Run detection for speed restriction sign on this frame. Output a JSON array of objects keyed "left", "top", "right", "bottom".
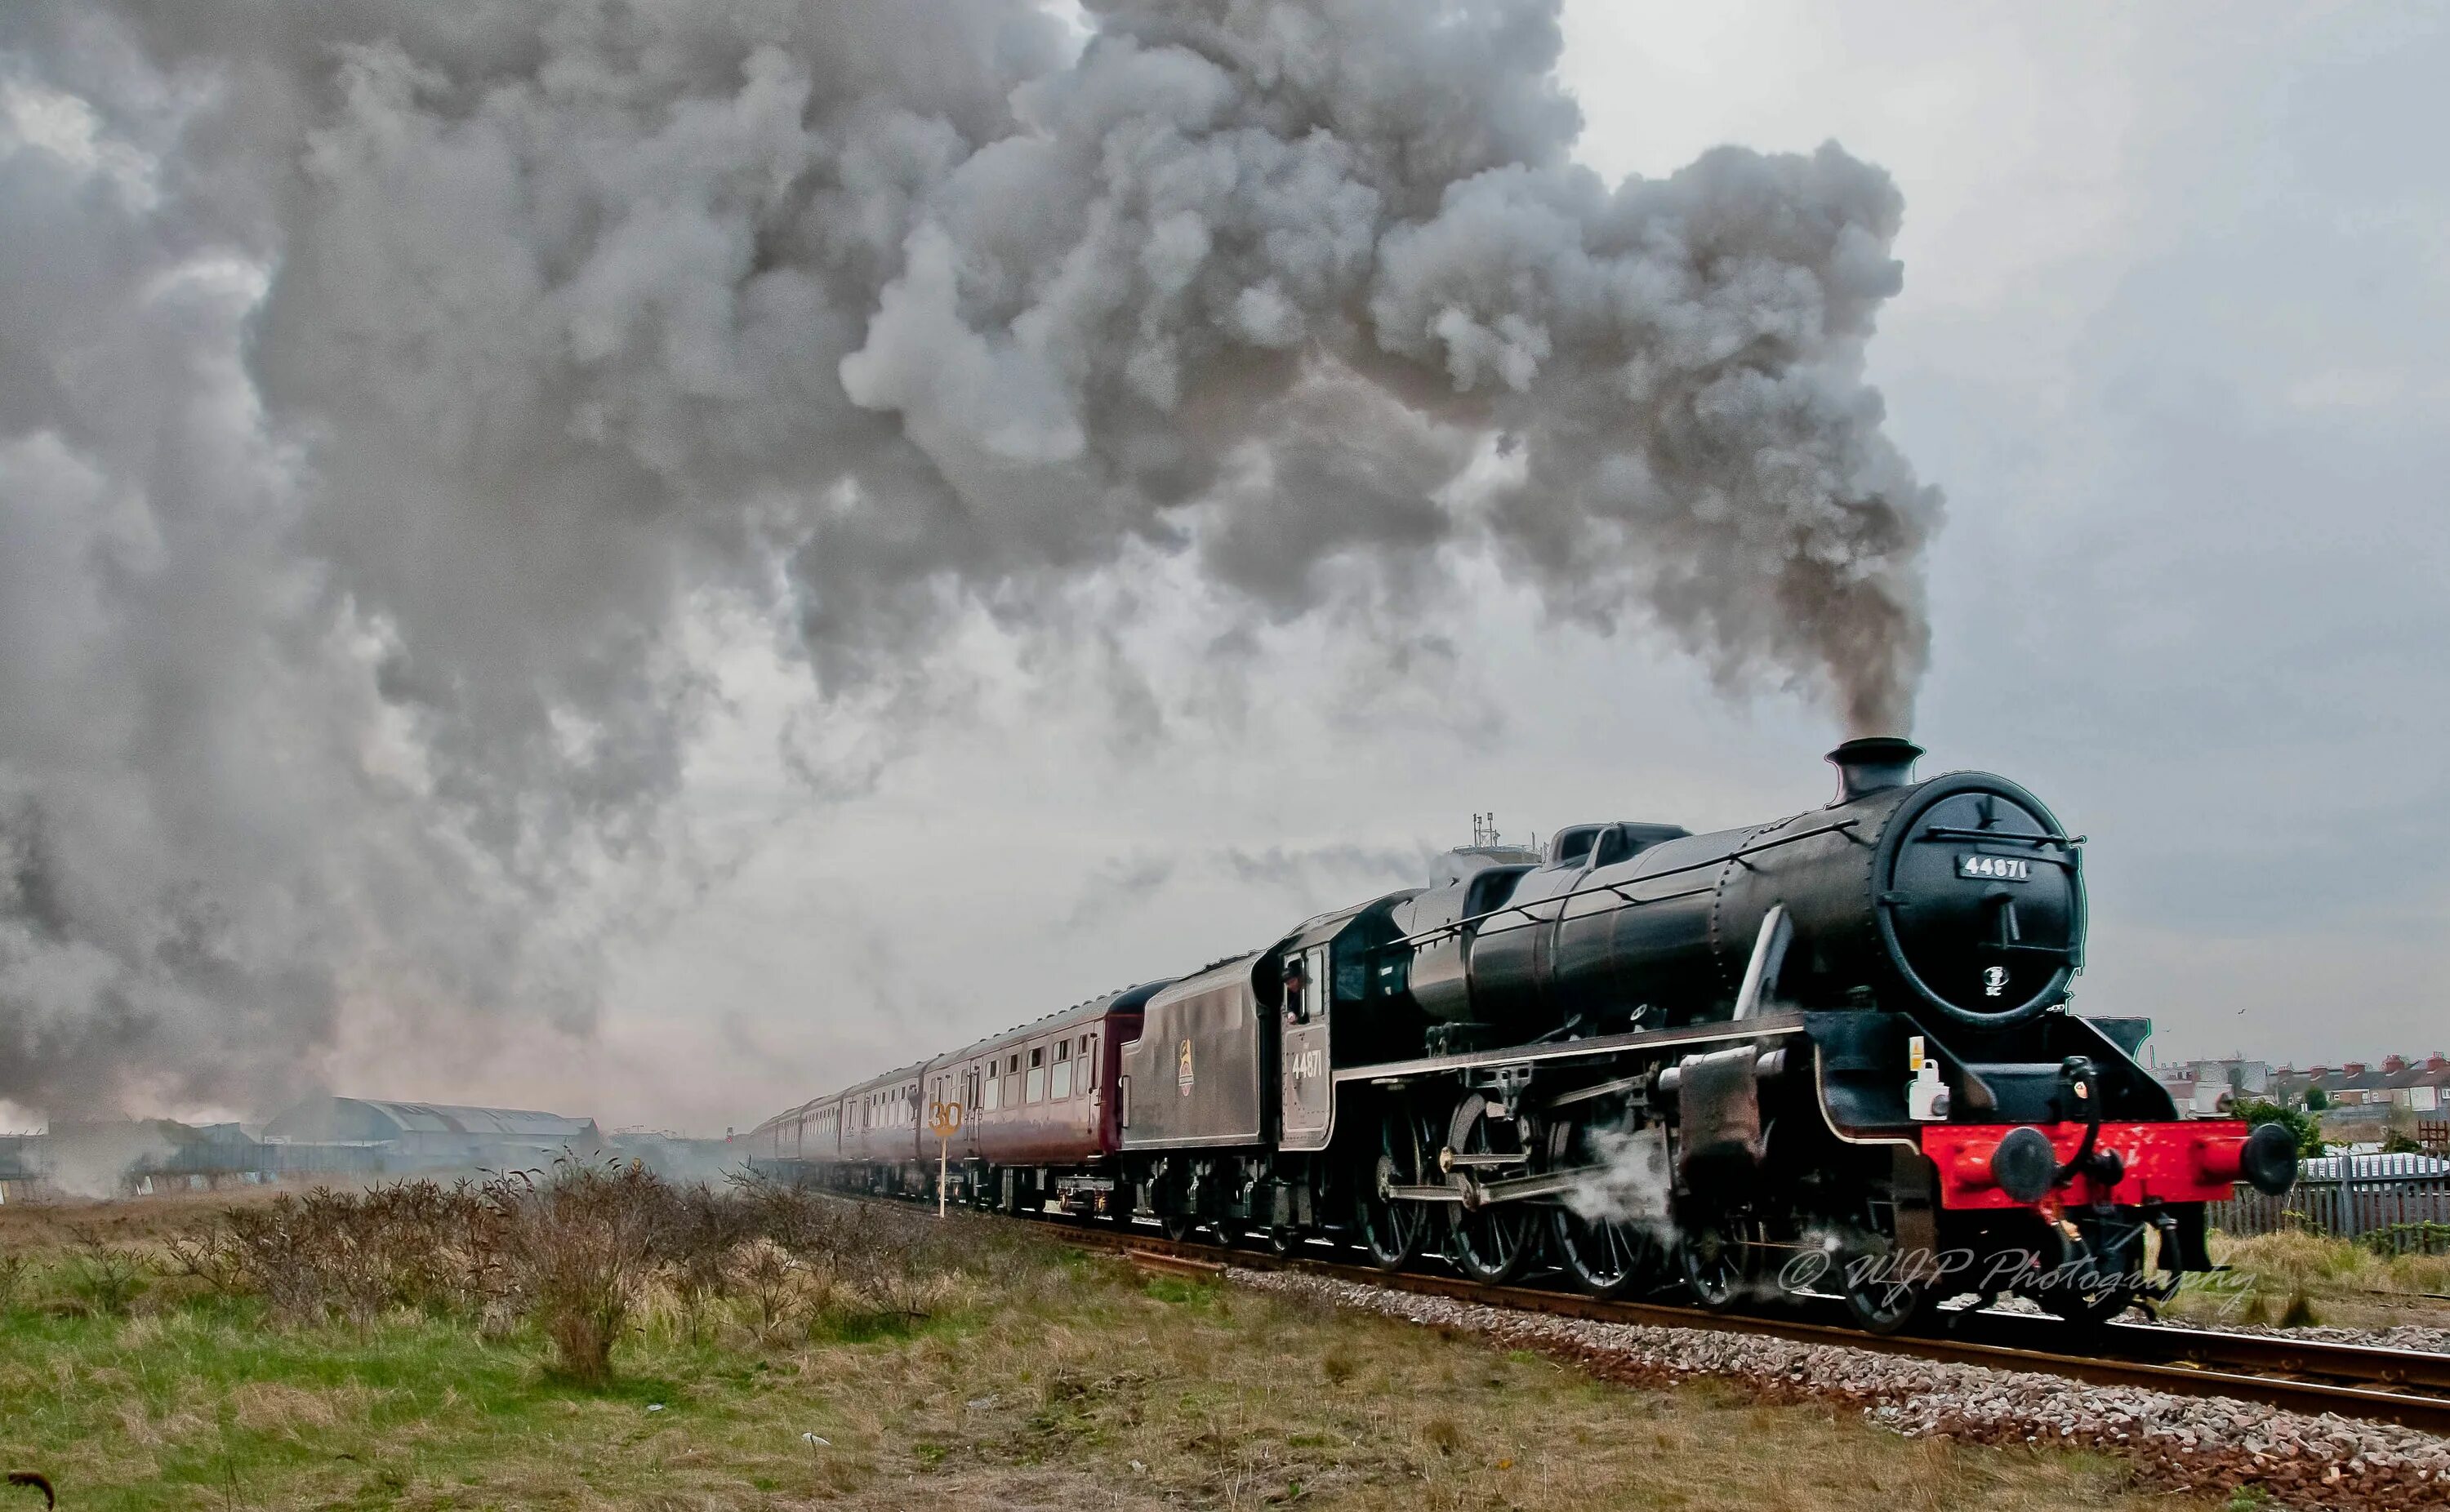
[{"left": 927, "top": 1101, "right": 963, "bottom": 1219}]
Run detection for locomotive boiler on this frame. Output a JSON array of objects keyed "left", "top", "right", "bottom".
[
  {"left": 1389, "top": 737, "right": 2082, "bottom": 1038},
  {"left": 750, "top": 739, "right": 2298, "bottom": 1335}
]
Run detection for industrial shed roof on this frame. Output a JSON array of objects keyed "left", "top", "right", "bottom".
[{"left": 265, "top": 1096, "right": 599, "bottom": 1143}]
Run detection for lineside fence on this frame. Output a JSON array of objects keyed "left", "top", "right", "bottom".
[{"left": 2210, "top": 1153, "right": 2450, "bottom": 1254}]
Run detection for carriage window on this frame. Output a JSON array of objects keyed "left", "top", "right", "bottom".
[
  {"left": 1050, "top": 1056, "right": 1073, "bottom": 1101},
  {"left": 1026, "top": 1046, "right": 1046, "bottom": 1103},
  {"left": 982, "top": 1070, "right": 1001, "bottom": 1110}
]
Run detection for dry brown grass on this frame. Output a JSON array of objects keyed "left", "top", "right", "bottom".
[
  {"left": 0, "top": 1186, "right": 2227, "bottom": 1511},
  {"left": 0, "top": 1176, "right": 331, "bottom": 1253},
  {"left": 2164, "top": 1229, "right": 2450, "bottom": 1330}
]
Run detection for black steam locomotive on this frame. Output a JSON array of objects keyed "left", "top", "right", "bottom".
[{"left": 751, "top": 740, "right": 2296, "bottom": 1332}]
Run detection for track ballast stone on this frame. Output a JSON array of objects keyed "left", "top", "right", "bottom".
[
  {"left": 1229, "top": 1268, "right": 2450, "bottom": 1510},
  {"left": 2155, "top": 1316, "right": 2450, "bottom": 1358}
]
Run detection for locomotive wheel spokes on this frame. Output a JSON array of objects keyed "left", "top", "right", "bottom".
[
  {"left": 1545, "top": 1104, "right": 1659, "bottom": 1297},
  {"left": 1678, "top": 1215, "right": 1756, "bottom": 1310},
  {"left": 1552, "top": 1208, "right": 1652, "bottom": 1297},
  {"left": 1359, "top": 1107, "right": 1430, "bottom": 1271},
  {"left": 1837, "top": 1233, "right": 1935, "bottom": 1336},
  {"left": 1444, "top": 1095, "right": 1538, "bottom": 1285},
  {"left": 2036, "top": 1222, "right": 2145, "bottom": 1327}
]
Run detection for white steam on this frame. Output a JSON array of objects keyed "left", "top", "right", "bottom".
[{"left": 0, "top": 1, "right": 1940, "bottom": 1113}]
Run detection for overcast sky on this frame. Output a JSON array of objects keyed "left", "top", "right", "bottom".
[
  {"left": 7, "top": 3, "right": 2444, "bottom": 1135},
  {"left": 457, "top": 1, "right": 2448, "bottom": 1135}
]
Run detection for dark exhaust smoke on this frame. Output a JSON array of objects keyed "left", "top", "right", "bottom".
[{"left": 0, "top": 0, "right": 1941, "bottom": 1113}]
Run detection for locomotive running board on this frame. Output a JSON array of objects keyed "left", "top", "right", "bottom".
[
  {"left": 1390, "top": 1167, "right": 1596, "bottom": 1208},
  {"left": 1343, "top": 1011, "right": 1807, "bottom": 1087}
]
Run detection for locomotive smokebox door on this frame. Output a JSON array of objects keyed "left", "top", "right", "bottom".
[{"left": 1676, "top": 1046, "right": 1765, "bottom": 1190}]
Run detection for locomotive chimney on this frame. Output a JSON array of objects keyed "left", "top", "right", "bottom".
[{"left": 1826, "top": 736, "right": 1924, "bottom": 806}]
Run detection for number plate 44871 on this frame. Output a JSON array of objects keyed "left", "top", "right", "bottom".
[{"left": 1957, "top": 853, "right": 2031, "bottom": 882}]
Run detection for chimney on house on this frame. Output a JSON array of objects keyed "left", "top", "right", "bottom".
[{"left": 2384, "top": 1054, "right": 2408, "bottom": 1074}]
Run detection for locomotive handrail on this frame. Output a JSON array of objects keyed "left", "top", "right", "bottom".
[
  {"left": 1918, "top": 825, "right": 2085, "bottom": 847},
  {"left": 1383, "top": 818, "right": 1863, "bottom": 954}
]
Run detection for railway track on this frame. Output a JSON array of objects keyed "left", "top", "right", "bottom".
[{"left": 875, "top": 1194, "right": 2450, "bottom": 1434}]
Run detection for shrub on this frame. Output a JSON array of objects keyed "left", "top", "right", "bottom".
[
  {"left": 136, "top": 1160, "right": 996, "bottom": 1382},
  {"left": 65, "top": 1235, "right": 147, "bottom": 1317},
  {"left": 0, "top": 1253, "right": 29, "bottom": 1313},
  {"left": 216, "top": 1179, "right": 504, "bottom": 1324},
  {"left": 485, "top": 1158, "right": 664, "bottom": 1387},
  {"left": 2230, "top": 1099, "right": 2324, "bottom": 1158}
]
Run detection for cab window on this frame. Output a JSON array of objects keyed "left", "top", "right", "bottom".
[{"left": 1550, "top": 826, "right": 1600, "bottom": 867}]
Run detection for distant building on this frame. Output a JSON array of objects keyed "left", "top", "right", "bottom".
[
  {"left": 262, "top": 1097, "right": 603, "bottom": 1170},
  {"left": 2153, "top": 1056, "right": 2272, "bottom": 1116},
  {"left": 2380, "top": 1053, "right": 2450, "bottom": 1114},
  {"left": 2270, "top": 1054, "right": 2449, "bottom": 1115}
]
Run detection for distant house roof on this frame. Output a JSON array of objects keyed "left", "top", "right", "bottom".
[{"left": 265, "top": 1096, "right": 599, "bottom": 1144}]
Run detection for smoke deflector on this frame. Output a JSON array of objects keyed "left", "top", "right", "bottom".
[{"left": 1827, "top": 737, "right": 1924, "bottom": 805}]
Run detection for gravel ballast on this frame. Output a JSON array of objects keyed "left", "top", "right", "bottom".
[
  {"left": 1230, "top": 1267, "right": 2450, "bottom": 1510},
  {"left": 2157, "top": 1317, "right": 2450, "bottom": 1357}
]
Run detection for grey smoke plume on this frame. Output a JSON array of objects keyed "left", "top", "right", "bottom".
[{"left": 0, "top": 0, "right": 1939, "bottom": 1112}]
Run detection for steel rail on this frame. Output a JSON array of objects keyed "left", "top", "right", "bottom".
[{"left": 833, "top": 1190, "right": 2450, "bottom": 1435}]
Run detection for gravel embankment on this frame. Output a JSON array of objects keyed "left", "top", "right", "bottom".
[
  {"left": 1230, "top": 1268, "right": 2450, "bottom": 1510},
  {"left": 1980, "top": 1295, "right": 2450, "bottom": 1357},
  {"left": 2154, "top": 1317, "right": 2450, "bottom": 1357}
]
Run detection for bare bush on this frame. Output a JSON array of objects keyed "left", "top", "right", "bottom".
[
  {"left": 217, "top": 1180, "right": 504, "bottom": 1324},
  {"left": 485, "top": 1158, "right": 662, "bottom": 1385},
  {"left": 150, "top": 1162, "right": 1000, "bottom": 1383},
  {"left": 722, "top": 1238, "right": 808, "bottom": 1341},
  {"left": 65, "top": 1232, "right": 146, "bottom": 1317}
]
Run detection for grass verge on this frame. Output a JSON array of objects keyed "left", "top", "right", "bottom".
[{"left": 0, "top": 1177, "right": 2227, "bottom": 1510}]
